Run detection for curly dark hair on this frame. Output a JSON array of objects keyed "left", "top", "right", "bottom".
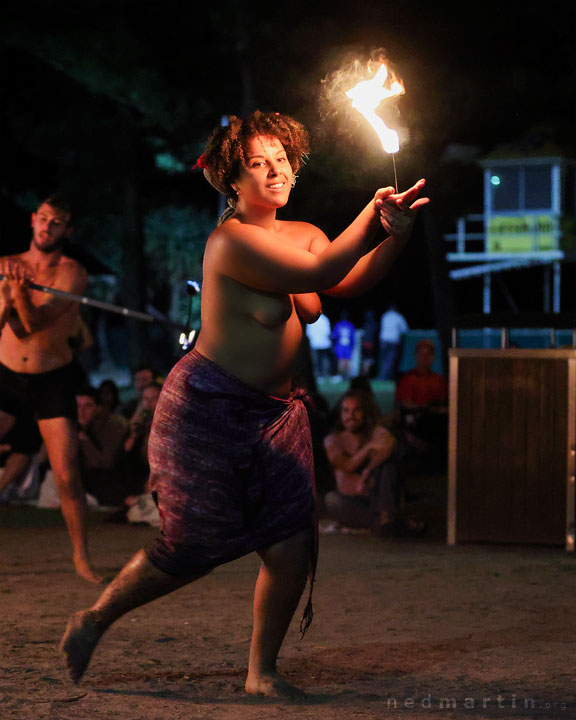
[{"left": 202, "top": 110, "right": 310, "bottom": 218}]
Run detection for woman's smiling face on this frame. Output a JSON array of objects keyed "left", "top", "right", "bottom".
[{"left": 234, "top": 135, "right": 293, "bottom": 209}]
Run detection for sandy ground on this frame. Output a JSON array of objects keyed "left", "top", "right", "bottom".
[{"left": 1, "top": 490, "right": 576, "bottom": 720}]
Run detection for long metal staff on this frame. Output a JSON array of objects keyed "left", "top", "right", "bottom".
[{"left": 0, "top": 273, "right": 189, "bottom": 330}]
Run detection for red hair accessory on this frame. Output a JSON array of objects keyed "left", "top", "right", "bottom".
[{"left": 192, "top": 153, "right": 208, "bottom": 170}]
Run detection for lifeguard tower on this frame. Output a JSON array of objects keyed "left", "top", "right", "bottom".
[
  {"left": 445, "top": 154, "right": 576, "bottom": 313},
  {"left": 444, "top": 153, "right": 576, "bottom": 551}
]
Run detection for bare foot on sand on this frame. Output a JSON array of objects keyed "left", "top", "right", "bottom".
[
  {"left": 59, "top": 610, "right": 104, "bottom": 684},
  {"left": 245, "top": 671, "right": 306, "bottom": 701},
  {"left": 74, "top": 556, "right": 103, "bottom": 584}
]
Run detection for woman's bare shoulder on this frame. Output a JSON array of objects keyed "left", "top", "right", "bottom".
[
  {"left": 207, "top": 217, "right": 240, "bottom": 240},
  {"left": 208, "top": 217, "right": 268, "bottom": 245},
  {"left": 203, "top": 219, "right": 246, "bottom": 256}
]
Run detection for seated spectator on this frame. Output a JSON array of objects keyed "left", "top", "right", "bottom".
[
  {"left": 346, "top": 375, "right": 417, "bottom": 502},
  {"left": 97, "top": 379, "right": 121, "bottom": 415},
  {"left": 121, "top": 364, "right": 157, "bottom": 419},
  {"left": 323, "top": 389, "right": 425, "bottom": 536},
  {"left": 76, "top": 387, "right": 128, "bottom": 505},
  {"left": 395, "top": 339, "right": 448, "bottom": 468},
  {"left": 121, "top": 381, "right": 162, "bottom": 497}
]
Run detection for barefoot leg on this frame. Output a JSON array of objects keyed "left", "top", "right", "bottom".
[
  {"left": 38, "top": 417, "right": 101, "bottom": 584},
  {"left": 245, "top": 530, "right": 310, "bottom": 700},
  {"left": 59, "top": 549, "right": 199, "bottom": 683}
]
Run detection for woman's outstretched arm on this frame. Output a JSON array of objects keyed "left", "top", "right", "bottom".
[
  {"left": 314, "top": 180, "right": 429, "bottom": 298},
  {"left": 205, "top": 188, "right": 400, "bottom": 295}
]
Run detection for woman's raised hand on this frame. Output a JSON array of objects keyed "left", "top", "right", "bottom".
[{"left": 375, "top": 179, "right": 429, "bottom": 239}]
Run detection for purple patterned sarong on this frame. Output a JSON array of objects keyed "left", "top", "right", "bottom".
[{"left": 145, "top": 350, "right": 316, "bottom": 606}]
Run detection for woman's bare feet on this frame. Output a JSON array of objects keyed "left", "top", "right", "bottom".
[
  {"left": 245, "top": 671, "right": 306, "bottom": 701},
  {"left": 58, "top": 610, "right": 104, "bottom": 683}
]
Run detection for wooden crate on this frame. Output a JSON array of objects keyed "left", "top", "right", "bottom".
[{"left": 448, "top": 349, "right": 576, "bottom": 549}]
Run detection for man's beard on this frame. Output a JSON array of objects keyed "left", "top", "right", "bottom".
[{"left": 34, "top": 236, "right": 65, "bottom": 254}]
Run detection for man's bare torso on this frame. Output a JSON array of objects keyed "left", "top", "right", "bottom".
[{"left": 0, "top": 252, "right": 85, "bottom": 374}]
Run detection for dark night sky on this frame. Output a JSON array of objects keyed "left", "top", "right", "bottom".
[{"left": 1, "top": 0, "right": 575, "bottom": 330}]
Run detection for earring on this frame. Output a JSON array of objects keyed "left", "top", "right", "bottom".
[{"left": 291, "top": 175, "right": 298, "bottom": 189}]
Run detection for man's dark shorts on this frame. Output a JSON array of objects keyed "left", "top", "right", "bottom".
[
  {"left": 0, "top": 361, "right": 81, "bottom": 429},
  {"left": 2, "top": 416, "right": 42, "bottom": 455}
]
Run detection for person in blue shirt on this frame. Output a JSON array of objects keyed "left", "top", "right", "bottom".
[{"left": 331, "top": 311, "right": 356, "bottom": 379}]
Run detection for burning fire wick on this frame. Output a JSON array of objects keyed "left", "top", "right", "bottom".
[{"left": 345, "top": 59, "right": 404, "bottom": 193}]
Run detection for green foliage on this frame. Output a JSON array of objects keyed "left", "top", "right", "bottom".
[
  {"left": 144, "top": 205, "right": 214, "bottom": 322},
  {"left": 145, "top": 205, "right": 212, "bottom": 279},
  {"left": 77, "top": 214, "right": 125, "bottom": 276}
]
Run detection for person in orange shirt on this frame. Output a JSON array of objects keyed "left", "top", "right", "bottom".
[
  {"left": 395, "top": 339, "right": 448, "bottom": 467},
  {"left": 396, "top": 339, "right": 447, "bottom": 408}
]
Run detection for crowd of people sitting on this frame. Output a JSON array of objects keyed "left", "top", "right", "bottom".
[
  {"left": 0, "top": 363, "right": 163, "bottom": 525},
  {"left": 0, "top": 334, "right": 448, "bottom": 538}
]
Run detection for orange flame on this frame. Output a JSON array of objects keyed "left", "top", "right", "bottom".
[{"left": 345, "top": 61, "right": 404, "bottom": 154}]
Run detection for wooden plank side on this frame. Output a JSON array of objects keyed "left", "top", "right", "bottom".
[
  {"left": 454, "top": 353, "right": 570, "bottom": 546},
  {"left": 525, "top": 359, "right": 565, "bottom": 544},
  {"left": 522, "top": 358, "right": 542, "bottom": 542},
  {"left": 566, "top": 359, "right": 576, "bottom": 551},
  {"left": 483, "top": 358, "right": 515, "bottom": 541},
  {"left": 549, "top": 359, "right": 568, "bottom": 543},
  {"left": 447, "top": 354, "right": 459, "bottom": 545},
  {"left": 509, "top": 358, "right": 530, "bottom": 542},
  {"left": 456, "top": 357, "right": 486, "bottom": 541}
]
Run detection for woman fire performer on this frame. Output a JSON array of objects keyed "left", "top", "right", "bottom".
[{"left": 60, "top": 110, "right": 428, "bottom": 699}]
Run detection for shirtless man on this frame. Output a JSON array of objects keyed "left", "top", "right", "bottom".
[{"left": 0, "top": 195, "right": 101, "bottom": 583}]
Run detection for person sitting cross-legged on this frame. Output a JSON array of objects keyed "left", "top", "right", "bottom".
[
  {"left": 323, "top": 389, "right": 426, "bottom": 536},
  {"left": 76, "top": 387, "right": 128, "bottom": 506}
]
